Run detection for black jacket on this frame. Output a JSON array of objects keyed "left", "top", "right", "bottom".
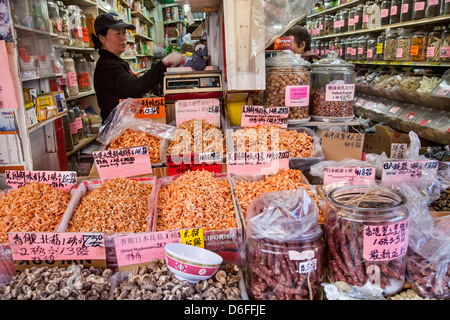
[{"left": 94, "top": 49, "right": 167, "bottom": 121}]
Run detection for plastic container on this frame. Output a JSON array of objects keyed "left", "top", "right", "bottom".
[
  {"left": 426, "top": 25, "right": 445, "bottom": 62},
  {"left": 67, "top": 5, "right": 83, "bottom": 47},
  {"left": 57, "top": 1, "right": 70, "bottom": 45},
  {"left": 400, "top": 0, "right": 413, "bottom": 22},
  {"left": 384, "top": 28, "right": 397, "bottom": 61},
  {"left": 245, "top": 188, "right": 325, "bottom": 300},
  {"left": 375, "top": 32, "right": 386, "bottom": 61},
  {"left": 310, "top": 51, "right": 356, "bottom": 121},
  {"left": 412, "top": 0, "right": 426, "bottom": 20},
  {"left": 264, "top": 51, "right": 311, "bottom": 122},
  {"left": 63, "top": 52, "right": 79, "bottom": 96},
  {"left": 47, "top": 1, "right": 61, "bottom": 36},
  {"left": 395, "top": 29, "right": 412, "bottom": 61},
  {"left": 390, "top": 0, "right": 401, "bottom": 24},
  {"left": 31, "top": 0, "right": 49, "bottom": 32},
  {"left": 325, "top": 184, "right": 410, "bottom": 296},
  {"left": 410, "top": 32, "right": 428, "bottom": 61},
  {"left": 381, "top": 0, "right": 392, "bottom": 25}
]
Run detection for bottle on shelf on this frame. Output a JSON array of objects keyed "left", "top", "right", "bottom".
[
  {"left": 62, "top": 52, "right": 79, "bottom": 97},
  {"left": 72, "top": 103, "right": 84, "bottom": 141},
  {"left": 81, "top": 110, "right": 92, "bottom": 138},
  {"left": 62, "top": 114, "right": 74, "bottom": 151},
  {"left": 68, "top": 102, "right": 79, "bottom": 146}
]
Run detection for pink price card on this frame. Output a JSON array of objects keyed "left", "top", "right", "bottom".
[
  {"left": 240, "top": 105, "right": 289, "bottom": 128},
  {"left": 175, "top": 98, "right": 221, "bottom": 128},
  {"left": 166, "top": 152, "right": 222, "bottom": 176},
  {"left": 114, "top": 230, "right": 181, "bottom": 268},
  {"left": 381, "top": 160, "right": 439, "bottom": 182},
  {"left": 5, "top": 170, "right": 76, "bottom": 192},
  {"left": 93, "top": 145, "right": 152, "bottom": 179},
  {"left": 7, "top": 232, "right": 106, "bottom": 261},
  {"left": 285, "top": 85, "right": 310, "bottom": 107},
  {"left": 363, "top": 219, "right": 409, "bottom": 262},
  {"left": 323, "top": 166, "right": 375, "bottom": 186},
  {"left": 226, "top": 151, "right": 289, "bottom": 175}
]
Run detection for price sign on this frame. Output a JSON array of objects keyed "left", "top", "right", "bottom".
[
  {"left": 323, "top": 166, "right": 375, "bottom": 186},
  {"left": 166, "top": 152, "right": 222, "bottom": 176},
  {"left": 390, "top": 143, "right": 407, "bottom": 159},
  {"left": 325, "top": 84, "right": 355, "bottom": 102},
  {"left": 8, "top": 232, "right": 106, "bottom": 261},
  {"left": 133, "top": 97, "right": 166, "bottom": 120},
  {"left": 5, "top": 170, "right": 77, "bottom": 192},
  {"left": 226, "top": 150, "right": 289, "bottom": 175},
  {"left": 321, "top": 131, "right": 364, "bottom": 161},
  {"left": 240, "top": 105, "right": 288, "bottom": 128},
  {"left": 175, "top": 99, "right": 221, "bottom": 127},
  {"left": 113, "top": 228, "right": 204, "bottom": 271},
  {"left": 93, "top": 145, "right": 152, "bottom": 178},
  {"left": 382, "top": 160, "right": 439, "bottom": 182}
]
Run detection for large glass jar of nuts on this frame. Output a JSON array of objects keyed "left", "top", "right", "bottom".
[
  {"left": 264, "top": 51, "right": 311, "bottom": 124},
  {"left": 310, "top": 51, "right": 356, "bottom": 122}
]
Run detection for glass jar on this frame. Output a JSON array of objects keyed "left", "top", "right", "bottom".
[
  {"left": 357, "top": 35, "right": 368, "bottom": 61},
  {"left": 425, "top": 0, "right": 441, "bottom": 18},
  {"left": 410, "top": 32, "right": 428, "bottom": 61},
  {"left": 390, "top": 0, "right": 401, "bottom": 24},
  {"left": 345, "top": 37, "right": 353, "bottom": 61},
  {"left": 63, "top": 52, "right": 79, "bottom": 96},
  {"left": 363, "top": 1, "right": 374, "bottom": 29},
  {"left": 381, "top": 0, "right": 391, "bottom": 25},
  {"left": 445, "top": 0, "right": 450, "bottom": 14},
  {"left": 317, "top": 16, "right": 325, "bottom": 37},
  {"left": 72, "top": 103, "right": 84, "bottom": 140},
  {"left": 396, "top": 29, "right": 411, "bottom": 61},
  {"left": 348, "top": 7, "right": 356, "bottom": 31},
  {"left": 376, "top": 32, "right": 386, "bottom": 61},
  {"left": 426, "top": 25, "right": 445, "bottom": 62},
  {"left": 310, "top": 51, "right": 356, "bottom": 121},
  {"left": 324, "top": 184, "right": 410, "bottom": 295},
  {"left": 325, "top": 15, "right": 334, "bottom": 35},
  {"left": 81, "top": 13, "right": 89, "bottom": 48},
  {"left": 335, "top": 38, "right": 343, "bottom": 59},
  {"left": 62, "top": 114, "right": 74, "bottom": 151},
  {"left": 384, "top": 29, "right": 397, "bottom": 60},
  {"left": 68, "top": 104, "right": 79, "bottom": 145},
  {"left": 367, "top": 35, "right": 378, "bottom": 61},
  {"left": 333, "top": 11, "right": 341, "bottom": 34},
  {"left": 400, "top": 0, "right": 413, "bottom": 22},
  {"left": 341, "top": 9, "right": 349, "bottom": 33},
  {"left": 351, "top": 37, "right": 359, "bottom": 61},
  {"left": 440, "top": 27, "right": 450, "bottom": 62},
  {"left": 57, "top": 1, "right": 71, "bottom": 45},
  {"left": 81, "top": 110, "right": 91, "bottom": 138},
  {"left": 412, "top": 0, "right": 426, "bottom": 20},
  {"left": 74, "top": 54, "right": 91, "bottom": 92},
  {"left": 47, "top": 1, "right": 61, "bottom": 36},
  {"left": 264, "top": 52, "right": 311, "bottom": 121},
  {"left": 354, "top": 4, "right": 364, "bottom": 30},
  {"left": 314, "top": 18, "right": 320, "bottom": 37}
]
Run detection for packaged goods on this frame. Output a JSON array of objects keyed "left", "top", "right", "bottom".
[
  {"left": 410, "top": 32, "right": 428, "bottom": 61},
  {"left": 440, "top": 27, "right": 450, "bottom": 62},
  {"left": 396, "top": 29, "right": 411, "bottom": 62},
  {"left": 426, "top": 26, "right": 445, "bottom": 62},
  {"left": 384, "top": 28, "right": 397, "bottom": 61}
]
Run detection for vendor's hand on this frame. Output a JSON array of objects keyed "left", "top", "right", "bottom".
[{"left": 162, "top": 52, "right": 184, "bottom": 67}]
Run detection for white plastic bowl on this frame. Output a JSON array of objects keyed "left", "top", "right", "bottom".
[{"left": 165, "top": 243, "right": 223, "bottom": 283}]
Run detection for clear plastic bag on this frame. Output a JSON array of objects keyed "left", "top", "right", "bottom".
[{"left": 245, "top": 188, "right": 325, "bottom": 300}]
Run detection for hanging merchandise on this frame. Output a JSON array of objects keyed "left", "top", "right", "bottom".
[
  {"left": 62, "top": 52, "right": 79, "bottom": 96},
  {"left": 309, "top": 51, "right": 356, "bottom": 121},
  {"left": 324, "top": 183, "right": 410, "bottom": 297},
  {"left": 246, "top": 188, "right": 325, "bottom": 300}
]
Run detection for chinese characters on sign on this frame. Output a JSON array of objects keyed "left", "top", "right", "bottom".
[
  {"left": 226, "top": 150, "right": 290, "bottom": 175},
  {"left": 133, "top": 97, "right": 166, "bottom": 120},
  {"left": 363, "top": 219, "right": 409, "bottom": 262},
  {"left": 325, "top": 84, "right": 355, "bottom": 102},
  {"left": 323, "top": 166, "right": 375, "bottom": 186},
  {"left": 175, "top": 99, "right": 221, "bottom": 128},
  {"left": 381, "top": 160, "right": 439, "bottom": 182},
  {"left": 321, "top": 131, "right": 364, "bottom": 161},
  {"left": 5, "top": 170, "right": 77, "bottom": 192},
  {"left": 166, "top": 152, "right": 222, "bottom": 176},
  {"left": 240, "top": 105, "right": 289, "bottom": 128}
]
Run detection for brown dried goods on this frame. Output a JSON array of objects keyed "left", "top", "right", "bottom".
[{"left": 310, "top": 89, "right": 353, "bottom": 118}]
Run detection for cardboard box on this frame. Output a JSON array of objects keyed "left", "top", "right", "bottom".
[
  {"left": 36, "top": 91, "right": 68, "bottom": 121},
  {"left": 364, "top": 124, "right": 410, "bottom": 157}
]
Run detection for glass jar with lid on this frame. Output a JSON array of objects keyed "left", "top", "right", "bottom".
[
  {"left": 396, "top": 29, "right": 411, "bottom": 61},
  {"left": 63, "top": 52, "right": 79, "bottom": 96},
  {"left": 362, "top": 1, "right": 375, "bottom": 29},
  {"left": 47, "top": 1, "right": 62, "bottom": 36},
  {"left": 354, "top": 4, "right": 364, "bottom": 30},
  {"left": 68, "top": 103, "right": 79, "bottom": 145},
  {"left": 357, "top": 35, "right": 368, "bottom": 61},
  {"left": 72, "top": 103, "right": 84, "bottom": 140},
  {"left": 324, "top": 183, "right": 410, "bottom": 296},
  {"left": 67, "top": 5, "right": 83, "bottom": 47},
  {"left": 348, "top": 7, "right": 356, "bottom": 31},
  {"left": 341, "top": 9, "right": 349, "bottom": 33},
  {"left": 412, "top": 0, "right": 426, "bottom": 20},
  {"left": 57, "top": 1, "right": 71, "bottom": 45},
  {"left": 324, "top": 15, "right": 333, "bottom": 35},
  {"left": 264, "top": 51, "right": 311, "bottom": 122},
  {"left": 317, "top": 16, "right": 325, "bottom": 37},
  {"left": 345, "top": 37, "right": 353, "bottom": 61},
  {"left": 410, "top": 31, "right": 428, "bottom": 62},
  {"left": 351, "top": 37, "right": 359, "bottom": 61},
  {"left": 445, "top": 0, "right": 450, "bottom": 14},
  {"left": 366, "top": 35, "right": 378, "bottom": 61},
  {"left": 310, "top": 51, "right": 356, "bottom": 121},
  {"left": 334, "top": 37, "right": 343, "bottom": 59},
  {"left": 384, "top": 28, "right": 397, "bottom": 61},
  {"left": 390, "top": 0, "right": 401, "bottom": 24},
  {"left": 81, "top": 12, "right": 89, "bottom": 48},
  {"left": 440, "top": 27, "right": 450, "bottom": 62},
  {"left": 400, "top": 0, "right": 413, "bottom": 22},
  {"left": 333, "top": 11, "right": 341, "bottom": 34},
  {"left": 381, "top": 0, "right": 391, "bottom": 25},
  {"left": 375, "top": 32, "right": 386, "bottom": 61},
  {"left": 426, "top": 25, "right": 445, "bottom": 62},
  {"left": 425, "top": 0, "right": 441, "bottom": 18},
  {"left": 74, "top": 54, "right": 91, "bottom": 92},
  {"left": 62, "top": 114, "right": 74, "bottom": 151}
]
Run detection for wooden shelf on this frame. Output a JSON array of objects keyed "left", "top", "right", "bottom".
[
  {"left": 350, "top": 60, "right": 450, "bottom": 68},
  {"left": 66, "top": 134, "right": 98, "bottom": 157},
  {"left": 307, "top": 0, "right": 362, "bottom": 19},
  {"left": 133, "top": 33, "right": 153, "bottom": 41},
  {"left": 28, "top": 112, "right": 68, "bottom": 133},
  {"left": 131, "top": 11, "right": 153, "bottom": 25},
  {"left": 66, "top": 90, "right": 96, "bottom": 101}
]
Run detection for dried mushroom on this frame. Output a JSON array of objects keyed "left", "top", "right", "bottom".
[
  {"left": 0, "top": 264, "right": 113, "bottom": 300},
  {"left": 113, "top": 259, "right": 242, "bottom": 300}
]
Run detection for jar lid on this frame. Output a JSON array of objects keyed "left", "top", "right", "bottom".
[
  {"left": 311, "top": 51, "right": 355, "bottom": 68},
  {"left": 265, "top": 50, "right": 311, "bottom": 68}
]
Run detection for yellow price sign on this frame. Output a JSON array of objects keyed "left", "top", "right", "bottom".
[{"left": 180, "top": 228, "right": 204, "bottom": 248}]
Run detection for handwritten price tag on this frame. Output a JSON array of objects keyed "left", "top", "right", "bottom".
[
  {"left": 5, "top": 170, "right": 77, "bottom": 192},
  {"left": 166, "top": 152, "right": 222, "bottom": 176},
  {"left": 382, "top": 160, "right": 439, "bottom": 182},
  {"left": 175, "top": 99, "right": 221, "bottom": 128},
  {"left": 133, "top": 97, "right": 166, "bottom": 119},
  {"left": 93, "top": 145, "right": 152, "bottom": 179},
  {"left": 7, "top": 232, "right": 106, "bottom": 261},
  {"left": 323, "top": 166, "right": 375, "bottom": 186},
  {"left": 226, "top": 151, "right": 289, "bottom": 175},
  {"left": 240, "top": 105, "right": 288, "bottom": 128}
]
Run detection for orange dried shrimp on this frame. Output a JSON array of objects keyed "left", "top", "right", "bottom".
[
  {"left": 66, "top": 177, "right": 153, "bottom": 234},
  {"left": 107, "top": 128, "right": 161, "bottom": 164},
  {"left": 233, "top": 168, "right": 324, "bottom": 222},
  {"left": 156, "top": 170, "right": 237, "bottom": 232},
  {"left": 232, "top": 124, "right": 313, "bottom": 157},
  {"left": 167, "top": 119, "right": 226, "bottom": 155},
  {"left": 0, "top": 182, "right": 71, "bottom": 243}
]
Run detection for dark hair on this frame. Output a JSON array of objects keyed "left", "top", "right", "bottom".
[
  {"left": 91, "top": 28, "right": 108, "bottom": 50},
  {"left": 283, "top": 25, "right": 311, "bottom": 52}
]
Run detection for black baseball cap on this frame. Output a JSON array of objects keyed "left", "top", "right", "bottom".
[{"left": 94, "top": 12, "right": 136, "bottom": 35}]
